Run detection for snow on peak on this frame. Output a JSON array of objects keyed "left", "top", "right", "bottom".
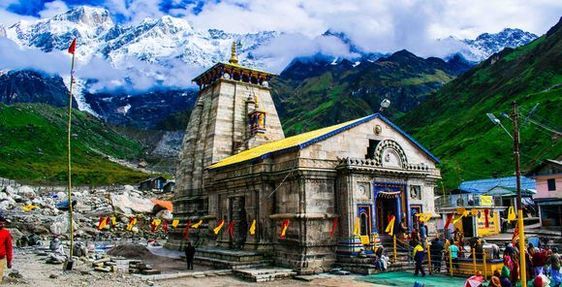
[{"left": 51, "top": 6, "right": 113, "bottom": 28}]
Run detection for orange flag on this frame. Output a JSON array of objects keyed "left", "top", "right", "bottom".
[
  {"left": 213, "top": 219, "right": 225, "bottom": 235},
  {"left": 97, "top": 216, "right": 107, "bottom": 230},
  {"left": 280, "top": 219, "right": 290, "bottom": 239}
]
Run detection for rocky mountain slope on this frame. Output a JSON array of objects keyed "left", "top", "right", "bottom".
[
  {"left": 271, "top": 50, "right": 472, "bottom": 135},
  {"left": 0, "top": 103, "right": 148, "bottom": 184},
  {"left": 398, "top": 18, "right": 562, "bottom": 189},
  {"left": 0, "top": 70, "right": 72, "bottom": 107}
]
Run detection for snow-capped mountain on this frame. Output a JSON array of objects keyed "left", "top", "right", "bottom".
[
  {"left": 444, "top": 28, "right": 538, "bottom": 62},
  {"left": 5, "top": 6, "right": 278, "bottom": 70},
  {"left": 3, "top": 6, "right": 538, "bottom": 89}
]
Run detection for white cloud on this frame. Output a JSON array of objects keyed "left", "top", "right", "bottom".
[
  {"left": 38, "top": 1, "right": 69, "bottom": 18},
  {"left": 253, "top": 33, "right": 358, "bottom": 72},
  {"left": 183, "top": 0, "right": 562, "bottom": 56},
  {"left": 0, "top": 38, "right": 69, "bottom": 74}
]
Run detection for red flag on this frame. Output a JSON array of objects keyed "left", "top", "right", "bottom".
[
  {"left": 68, "top": 38, "right": 77, "bottom": 54},
  {"left": 105, "top": 216, "right": 112, "bottom": 229},
  {"left": 329, "top": 217, "right": 338, "bottom": 237},
  {"left": 183, "top": 220, "right": 191, "bottom": 240},
  {"left": 512, "top": 224, "right": 519, "bottom": 245},
  {"left": 162, "top": 220, "right": 168, "bottom": 233},
  {"left": 444, "top": 213, "right": 453, "bottom": 229},
  {"left": 484, "top": 209, "right": 490, "bottom": 228},
  {"left": 150, "top": 219, "right": 157, "bottom": 233},
  {"left": 228, "top": 220, "right": 235, "bottom": 238}
]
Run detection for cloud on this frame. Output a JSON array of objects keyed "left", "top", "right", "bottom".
[
  {"left": 0, "top": 37, "right": 198, "bottom": 92},
  {"left": 0, "top": 37, "right": 69, "bottom": 74},
  {"left": 183, "top": 0, "right": 562, "bottom": 56},
  {"left": 1, "top": 0, "right": 561, "bottom": 91},
  {"left": 38, "top": 1, "right": 69, "bottom": 18},
  {"left": 253, "top": 33, "right": 358, "bottom": 72}
]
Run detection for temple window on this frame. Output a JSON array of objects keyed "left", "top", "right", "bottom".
[
  {"left": 360, "top": 212, "right": 369, "bottom": 235},
  {"left": 366, "top": 139, "right": 380, "bottom": 159},
  {"left": 248, "top": 110, "right": 266, "bottom": 134}
]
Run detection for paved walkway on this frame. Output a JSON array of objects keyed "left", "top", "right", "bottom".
[{"left": 360, "top": 271, "right": 468, "bottom": 287}]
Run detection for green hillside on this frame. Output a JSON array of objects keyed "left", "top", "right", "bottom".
[
  {"left": 272, "top": 51, "right": 470, "bottom": 136},
  {"left": 0, "top": 103, "right": 148, "bottom": 185},
  {"left": 398, "top": 18, "right": 562, "bottom": 189}
]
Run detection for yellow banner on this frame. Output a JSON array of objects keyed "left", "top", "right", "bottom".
[
  {"left": 171, "top": 219, "right": 179, "bottom": 228},
  {"left": 480, "top": 195, "right": 493, "bottom": 206},
  {"left": 385, "top": 216, "right": 396, "bottom": 236},
  {"left": 249, "top": 219, "right": 256, "bottom": 236},
  {"left": 507, "top": 206, "right": 516, "bottom": 222},
  {"left": 353, "top": 217, "right": 360, "bottom": 236},
  {"left": 360, "top": 235, "right": 370, "bottom": 245},
  {"left": 213, "top": 220, "right": 225, "bottom": 235},
  {"left": 191, "top": 220, "right": 203, "bottom": 229}
]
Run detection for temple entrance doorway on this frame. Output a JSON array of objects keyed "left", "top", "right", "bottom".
[
  {"left": 228, "top": 196, "right": 247, "bottom": 249},
  {"left": 376, "top": 195, "right": 399, "bottom": 234}
]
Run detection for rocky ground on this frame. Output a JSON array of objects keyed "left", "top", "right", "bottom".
[
  {"left": 3, "top": 248, "right": 379, "bottom": 287},
  {"left": 0, "top": 184, "right": 172, "bottom": 245}
]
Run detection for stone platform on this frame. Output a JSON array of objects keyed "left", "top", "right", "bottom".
[
  {"left": 194, "top": 247, "right": 272, "bottom": 270},
  {"left": 233, "top": 268, "right": 297, "bottom": 282}
]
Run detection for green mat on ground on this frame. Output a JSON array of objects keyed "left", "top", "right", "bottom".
[{"left": 360, "top": 272, "right": 468, "bottom": 287}]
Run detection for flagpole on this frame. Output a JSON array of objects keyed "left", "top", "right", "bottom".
[{"left": 67, "top": 40, "right": 76, "bottom": 261}]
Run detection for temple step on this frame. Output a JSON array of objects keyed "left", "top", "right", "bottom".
[
  {"left": 233, "top": 268, "right": 297, "bottom": 282},
  {"left": 194, "top": 247, "right": 271, "bottom": 270}
]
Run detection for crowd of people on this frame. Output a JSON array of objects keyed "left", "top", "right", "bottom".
[{"left": 396, "top": 223, "right": 562, "bottom": 287}]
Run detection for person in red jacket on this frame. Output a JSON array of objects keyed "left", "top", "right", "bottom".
[{"left": 0, "top": 214, "right": 13, "bottom": 281}]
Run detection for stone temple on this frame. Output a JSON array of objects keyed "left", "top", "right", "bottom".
[{"left": 168, "top": 43, "right": 441, "bottom": 274}]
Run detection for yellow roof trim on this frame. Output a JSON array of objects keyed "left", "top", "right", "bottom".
[{"left": 209, "top": 115, "right": 374, "bottom": 169}]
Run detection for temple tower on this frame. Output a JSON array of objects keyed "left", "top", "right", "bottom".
[{"left": 168, "top": 42, "right": 284, "bottom": 249}]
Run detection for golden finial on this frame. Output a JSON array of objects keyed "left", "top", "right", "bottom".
[{"left": 229, "top": 41, "right": 239, "bottom": 65}]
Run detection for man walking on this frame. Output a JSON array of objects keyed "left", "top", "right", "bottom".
[
  {"left": 185, "top": 241, "right": 196, "bottom": 270},
  {"left": 0, "top": 215, "right": 13, "bottom": 281},
  {"left": 413, "top": 240, "right": 426, "bottom": 277}
]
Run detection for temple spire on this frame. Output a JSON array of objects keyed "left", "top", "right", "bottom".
[{"left": 229, "top": 41, "right": 239, "bottom": 65}]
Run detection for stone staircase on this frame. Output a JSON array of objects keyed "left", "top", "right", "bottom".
[
  {"left": 194, "top": 247, "right": 272, "bottom": 270},
  {"left": 333, "top": 256, "right": 379, "bottom": 275}
]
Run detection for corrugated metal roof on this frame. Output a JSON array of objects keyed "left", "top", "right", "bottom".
[
  {"left": 209, "top": 113, "right": 440, "bottom": 169},
  {"left": 458, "top": 176, "right": 536, "bottom": 194}
]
